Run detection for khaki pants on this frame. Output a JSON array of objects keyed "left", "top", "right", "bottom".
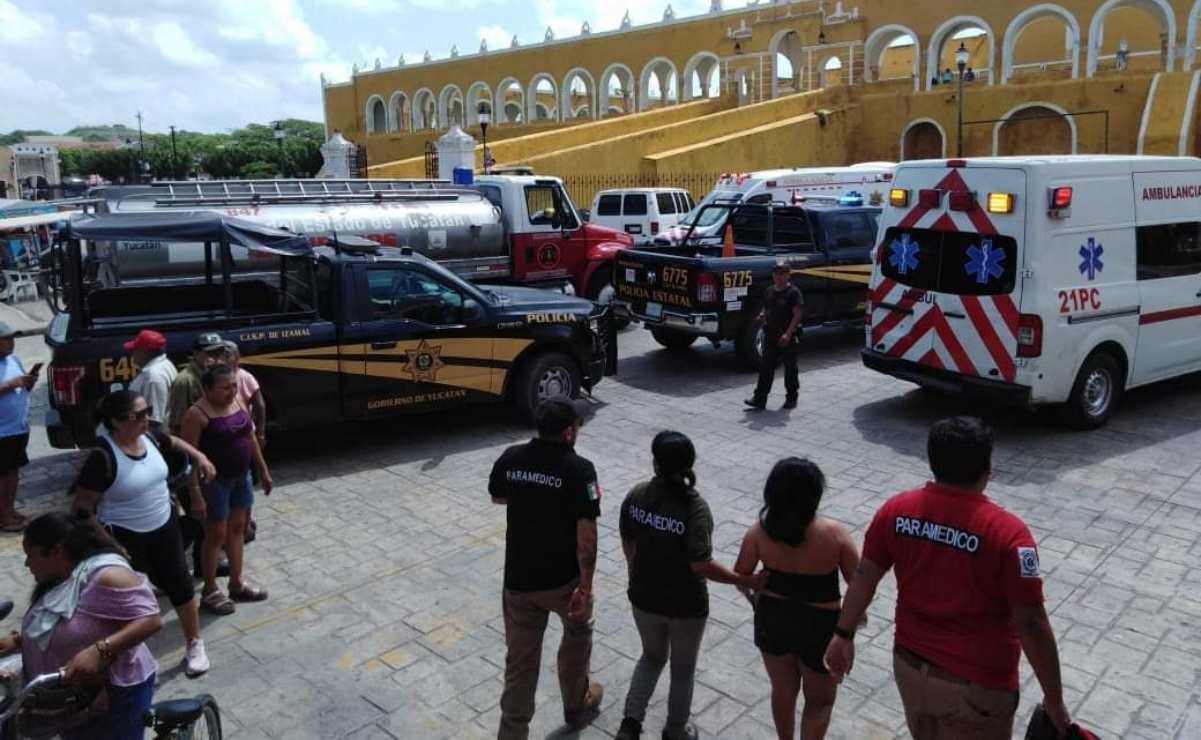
[
  {"left": 893, "top": 647, "right": 1018, "bottom": 740},
  {"left": 498, "top": 579, "right": 593, "bottom": 740}
]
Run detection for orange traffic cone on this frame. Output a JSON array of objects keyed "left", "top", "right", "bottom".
[{"left": 722, "top": 222, "right": 735, "bottom": 258}]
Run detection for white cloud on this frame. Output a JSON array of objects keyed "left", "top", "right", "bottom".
[
  {"left": 477, "top": 24, "right": 512, "bottom": 51},
  {"left": 152, "top": 21, "right": 220, "bottom": 68},
  {"left": 0, "top": 0, "right": 44, "bottom": 42}
]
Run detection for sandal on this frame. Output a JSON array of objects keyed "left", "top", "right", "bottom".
[
  {"left": 201, "top": 589, "right": 236, "bottom": 615},
  {"left": 228, "top": 584, "right": 268, "bottom": 603}
]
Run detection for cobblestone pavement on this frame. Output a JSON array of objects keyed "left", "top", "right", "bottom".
[{"left": 3, "top": 326, "right": 1201, "bottom": 739}]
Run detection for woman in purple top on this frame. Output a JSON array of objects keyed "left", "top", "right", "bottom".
[
  {"left": 181, "top": 364, "right": 273, "bottom": 616},
  {"left": 0, "top": 512, "right": 161, "bottom": 740}
]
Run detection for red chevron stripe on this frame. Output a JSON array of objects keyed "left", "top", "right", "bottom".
[
  {"left": 870, "top": 277, "right": 897, "bottom": 306},
  {"left": 871, "top": 291, "right": 928, "bottom": 346},
  {"left": 992, "top": 293, "right": 1019, "bottom": 338},
  {"left": 933, "top": 311, "right": 978, "bottom": 376},
  {"left": 889, "top": 305, "right": 942, "bottom": 358},
  {"left": 918, "top": 349, "right": 944, "bottom": 370},
  {"left": 962, "top": 296, "right": 1015, "bottom": 382}
]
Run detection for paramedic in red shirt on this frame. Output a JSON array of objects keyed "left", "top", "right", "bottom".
[{"left": 823, "top": 417, "right": 1071, "bottom": 739}]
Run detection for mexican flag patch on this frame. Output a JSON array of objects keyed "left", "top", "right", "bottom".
[{"left": 587, "top": 482, "right": 601, "bottom": 502}]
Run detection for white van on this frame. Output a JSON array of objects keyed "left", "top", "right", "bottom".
[
  {"left": 658, "top": 162, "right": 896, "bottom": 245},
  {"left": 589, "top": 188, "right": 695, "bottom": 243},
  {"left": 864, "top": 155, "right": 1201, "bottom": 428}
]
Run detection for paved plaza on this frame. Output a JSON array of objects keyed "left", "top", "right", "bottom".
[{"left": 2, "top": 325, "right": 1201, "bottom": 739}]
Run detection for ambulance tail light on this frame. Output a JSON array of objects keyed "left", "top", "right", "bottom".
[
  {"left": 50, "top": 364, "right": 86, "bottom": 407},
  {"left": 948, "top": 191, "right": 976, "bottom": 211},
  {"left": 696, "top": 273, "right": 719, "bottom": 304},
  {"left": 987, "top": 192, "right": 1015, "bottom": 214},
  {"left": 889, "top": 188, "right": 910, "bottom": 207},
  {"left": 1048, "top": 186, "right": 1073, "bottom": 219},
  {"left": 918, "top": 189, "right": 941, "bottom": 208},
  {"left": 1017, "top": 314, "right": 1043, "bottom": 358}
]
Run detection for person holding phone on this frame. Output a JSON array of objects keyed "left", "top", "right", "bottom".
[{"left": 0, "top": 321, "right": 38, "bottom": 532}]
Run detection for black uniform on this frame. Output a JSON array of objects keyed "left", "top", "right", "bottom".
[
  {"left": 752, "top": 283, "right": 803, "bottom": 403},
  {"left": 489, "top": 437, "right": 601, "bottom": 592},
  {"left": 619, "top": 479, "right": 714, "bottom": 618}
]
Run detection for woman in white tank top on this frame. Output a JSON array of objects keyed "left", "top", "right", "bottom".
[{"left": 72, "top": 390, "right": 217, "bottom": 679}]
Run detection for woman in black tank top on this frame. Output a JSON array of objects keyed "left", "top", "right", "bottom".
[{"left": 734, "top": 457, "right": 860, "bottom": 740}]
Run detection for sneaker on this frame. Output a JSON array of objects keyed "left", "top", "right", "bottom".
[
  {"left": 662, "top": 725, "right": 698, "bottom": 740},
  {"left": 184, "top": 638, "right": 210, "bottom": 678},
  {"left": 616, "top": 717, "right": 642, "bottom": 739},
  {"left": 564, "top": 681, "right": 604, "bottom": 728},
  {"left": 743, "top": 397, "right": 766, "bottom": 410},
  {"left": 782, "top": 397, "right": 797, "bottom": 409}
]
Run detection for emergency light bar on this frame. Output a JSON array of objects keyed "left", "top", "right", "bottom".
[
  {"left": 948, "top": 191, "right": 975, "bottom": 211},
  {"left": 987, "top": 192, "right": 1015, "bottom": 214},
  {"left": 889, "top": 188, "right": 909, "bottom": 207},
  {"left": 918, "top": 189, "right": 941, "bottom": 208}
]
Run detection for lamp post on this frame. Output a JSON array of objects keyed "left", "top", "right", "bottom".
[
  {"left": 169, "top": 125, "right": 179, "bottom": 180},
  {"left": 955, "top": 42, "right": 970, "bottom": 157},
  {"left": 477, "top": 103, "right": 492, "bottom": 174},
  {"left": 273, "top": 121, "right": 286, "bottom": 178}
]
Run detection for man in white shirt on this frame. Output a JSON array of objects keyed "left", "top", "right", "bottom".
[{"left": 126, "top": 330, "right": 177, "bottom": 429}]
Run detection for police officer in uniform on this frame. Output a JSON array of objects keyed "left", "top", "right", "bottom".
[
  {"left": 823, "top": 417, "right": 1072, "bottom": 739},
  {"left": 745, "top": 262, "right": 803, "bottom": 410},
  {"left": 489, "top": 398, "right": 604, "bottom": 739}
]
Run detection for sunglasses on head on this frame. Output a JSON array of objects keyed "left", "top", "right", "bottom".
[{"left": 124, "top": 407, "right": 152, "bottom": 422}]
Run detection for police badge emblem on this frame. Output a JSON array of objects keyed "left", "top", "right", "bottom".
[{"left": 405, "top": 339, "right": 445, "bottom": 382}]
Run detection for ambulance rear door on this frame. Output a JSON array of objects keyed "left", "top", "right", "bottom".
[
  {"left": 869, "top": 163, "right": 1026, "bottom": 385},
  {"left": 1131, "top": 169, "right": 1201, "bottom": 382}
]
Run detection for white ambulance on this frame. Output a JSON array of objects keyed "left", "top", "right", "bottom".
[
  {"left": 864, "top": 155, "right": 1201, "bottom": 428},
  {"left": 657, "top": 162, "right": 896, "bottom": 245}
]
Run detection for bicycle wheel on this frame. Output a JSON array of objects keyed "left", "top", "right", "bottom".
[{"left": 182, "top": 694, "right": 222, "bottom": 740}]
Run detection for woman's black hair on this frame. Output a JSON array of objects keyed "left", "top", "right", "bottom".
[
  {"left": 94, "top": 389, "right": 143, "bottom": 431},
  {"left": 759, "top": 457, "right": 825, "bottom": 546},
  {"left": 201, "top": 363, "right": 236, "bottom": 389},
  {"left": 651, "top": 430, "right": 696, "bottom": 492},
  {"left": 24, "top": 512, "right": 127, "bottom": 603}
]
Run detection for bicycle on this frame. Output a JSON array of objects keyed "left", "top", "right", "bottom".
[{"left": 0, "top": 599, "right": 222, "bottom": 739}]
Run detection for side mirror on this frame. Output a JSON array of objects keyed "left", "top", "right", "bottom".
[
  {"left": 462, "top": 298, "right": 485, "bottom": 323},
  {"left": 579, "top": 209, "right": 591, "bottom": 223}
]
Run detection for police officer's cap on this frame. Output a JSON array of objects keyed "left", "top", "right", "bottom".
[{"left": 535, "top": 397, "right": 591, "bottom": 435}]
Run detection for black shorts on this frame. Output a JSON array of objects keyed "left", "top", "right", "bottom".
[
  {"left": 753, "top": 595, "right": 839, "bottom": 673},
  {"left": 107, "top": 508, "right": 195, "bottom": 608},
  {"left": 0, "top": 432, "right": 29, "bottom": 474}
]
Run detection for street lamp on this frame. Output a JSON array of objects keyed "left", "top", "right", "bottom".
[
  {"left": 169, "top": 125, "right": 179, "bottom": 180},
  {"left": 955, "top": 42, "right": 970, "bottom": 157},
  {"left": 477, "top": 103, "right": 492, "bottom": 174},
  {"left": 273, "top": 121, "right": 286, "bottom": 178}
]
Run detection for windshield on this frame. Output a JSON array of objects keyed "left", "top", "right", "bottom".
[{"left": 682, "top": 191, "right": 742, "bottom": 228}]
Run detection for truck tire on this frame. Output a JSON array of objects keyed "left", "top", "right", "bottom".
[
  {"left": 735, "top": 314, "right": 766, "bottom": 370},
  {"left": 587, "top": 266, "right": 630, "bottom": 329},
  {"left": 513, "top": 352, "right": 582, "bottom": 424},
  {"left": 1059, "top": 350, "right": 1124, "bottom": 430},
  {"left": 650, "top": 328, "right": 697, "bottom": 351}
]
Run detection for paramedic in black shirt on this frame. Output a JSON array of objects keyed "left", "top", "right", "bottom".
[
  {"left": 746, "top": 262, "right": 803, "bottom": 410},
  {"left": 489, "top": 398, "right": 603, "bottom": 739},
  {"left": 616, "top": 431, "right": 765, "bottom": 740}
]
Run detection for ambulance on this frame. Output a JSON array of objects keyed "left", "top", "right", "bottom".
[
  {"left": 656, "top": 162, "right": 895, "bottom": 245},
  {"left": 863, "top": 155, "right": 1201, "bottom": 429}
]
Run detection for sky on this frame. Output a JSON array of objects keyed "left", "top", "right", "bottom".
[{"left": 0, "top": 0, "right": 733, "bottom": 135}]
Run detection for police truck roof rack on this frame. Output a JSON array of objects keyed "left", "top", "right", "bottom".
[
  {"left": 328, "top": 234, "right": 384, "bottom": 255},
  {"left": 119, "top": 178, "right": 475, "bottom": 207}
]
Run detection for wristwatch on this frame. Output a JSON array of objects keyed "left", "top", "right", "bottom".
[{"left": 832, "top": 625, "right": 854, "bottom": 640}]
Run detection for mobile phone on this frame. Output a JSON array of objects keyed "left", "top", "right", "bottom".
[{"left": 29, "top": 363, "right": 43, "bottom": 376}]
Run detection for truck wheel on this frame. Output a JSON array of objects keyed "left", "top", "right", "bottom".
[
  {"left": 1060, "top": 351, "right": 1124, "bottom": 430},
  {"left": 650, "top": 328, "right": 697, "bottom": 351},
  {"left": 587, "top": 267, "right": 630, "bottom": 329},
  {"left": 735, "top": 315, "right": 766, "bottom": 370},
  {"left": 513, "top": 352, "right": 582, "bottom": 424}
]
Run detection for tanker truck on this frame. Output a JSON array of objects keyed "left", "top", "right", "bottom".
[{"left": 98, "top": 177, "right": 634, "bottom": 312}]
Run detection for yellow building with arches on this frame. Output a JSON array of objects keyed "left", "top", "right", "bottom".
[{"left": 322, "top": 0, "right": 1201, "bottom": 199}]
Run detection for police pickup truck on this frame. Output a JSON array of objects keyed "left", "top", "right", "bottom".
[
  {"left": 613, "top": 198, "right": 879, "bottom": 367},
  {"left": 42, "top": 212, "right": 616, "bottom": 449}
]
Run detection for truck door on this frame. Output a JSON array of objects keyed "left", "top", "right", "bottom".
[
  {"left": 1132, "top": 220, "right": 1201, "bottom": 382},
  {"left": 350, "top": 266, "right": 497, "bottom": 417},
  {"left": 820, "top": 210, "right": 877, "bottom": 318},
  {"left": 733, "top": 206, "right": 829, "bottom": 323},
  {"left": 510, "top": 182, "right": 581, "bottom": 285}
]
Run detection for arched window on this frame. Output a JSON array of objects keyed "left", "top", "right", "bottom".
[
  {"left": 994, "top": 104, "right": 1076, "bottom": 154},
  {"left": 1002, "top": 6, "right": 1082, "bottom": 82}
]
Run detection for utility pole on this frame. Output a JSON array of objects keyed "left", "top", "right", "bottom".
[
  {"left": 169, "top": 125, "right": 179, "bottom": 180},
  {"left": 136, "top": 111, "right": 147, "bottom": 182}
]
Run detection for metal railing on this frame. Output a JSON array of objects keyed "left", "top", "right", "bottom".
[{"left": 561, "top": 172, "right": 723, "bottom": 210}]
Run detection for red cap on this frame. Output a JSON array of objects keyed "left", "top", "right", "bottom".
[{"left": 123, "top": 330, "right": 167, "bottom": 352}]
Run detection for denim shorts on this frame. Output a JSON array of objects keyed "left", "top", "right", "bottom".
[{"left": 203, "top": 472, "right": 254, "bottom": 521}]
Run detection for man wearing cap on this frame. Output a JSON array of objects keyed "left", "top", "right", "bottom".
[
  {"left": 489, "top": 398, "right": 604, "bottom": 739},
  {"left": 0, "top": 322, "right": 37, "bottom": 531},
  {"left": 126, "top": 329, "right": 176, "bottom": 429},
  {"left": 167, "top": 333, "right": 226, "bottom": 434},
  {"left": 745, "top": 263, "right": 803, "bottom": 410},
  {"left": 824, "top": 417, "right": 1071, "bottom": 739}
]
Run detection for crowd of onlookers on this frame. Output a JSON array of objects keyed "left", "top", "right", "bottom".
[{"left": 0, "top": 326, "right": 271, "bottom": 739}]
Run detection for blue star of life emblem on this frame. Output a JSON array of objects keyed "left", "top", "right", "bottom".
[
  {"left": 1078, "top": 237, "right": 1103, "bottom": 281},
  {"left": 888, "top": 233, "right": 920, "bottom": 275},
  {"left": 965, "top": 239, "right": 1006, "bottom": 285}
]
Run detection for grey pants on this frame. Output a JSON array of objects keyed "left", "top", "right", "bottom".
[{"left": 622, "top": 604, "right": 707, "bottom": 737}]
